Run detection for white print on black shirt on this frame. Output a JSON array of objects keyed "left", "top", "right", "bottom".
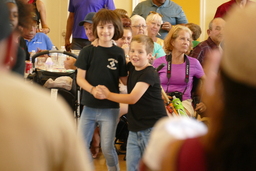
[{"left": 107, "top": 58, "right": 118, "bottom": 70}]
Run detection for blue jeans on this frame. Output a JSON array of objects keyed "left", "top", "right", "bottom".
[
  {"left": 126, "top": 128, "right": 153, "bottom": 171},
  {"left": 78, "top": 106, "right": 120, "bottom": 171}
]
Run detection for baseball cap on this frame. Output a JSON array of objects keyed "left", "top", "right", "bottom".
[
  {"left": 0, "top": 1, "right": 12, "bottom": 41},
  {"left": 221, "top": 4, "right": 256, "bottom": 87},
  {"left": 79, "top": 12, "right": 96, "bottom": 26}
]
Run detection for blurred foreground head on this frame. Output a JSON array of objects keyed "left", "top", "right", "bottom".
[
  {"left": 206, "top": 4, "right": 256, "bottom": 171},
  {"left": 140, "top": 4, "right": 256, "bottom": 171},
  {"left": 221, "top": 4, "right": 256, "bottom": 87}
]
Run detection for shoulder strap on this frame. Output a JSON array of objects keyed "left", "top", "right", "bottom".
[
  {"left": 166, "top": 54, "right": 190, "bottom": 83},
  {"left": 166, "top": 54, "right": 172, "bottom": 80},
  {"left": 166, "top": 54, "right": 190, "bottom": 94}
]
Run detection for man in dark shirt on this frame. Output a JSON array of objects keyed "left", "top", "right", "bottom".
[{"left": 189, "top": 18, "right": 225, "bottom": 66}]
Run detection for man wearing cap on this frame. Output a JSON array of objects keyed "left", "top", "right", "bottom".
[
  {"left": 64, "top": 12, "right": 96, "bottom": 70},
  {"left": 0, "top": 1, "right": 93, "bottom": 171},
  {"left": 65, "top": 0, "right": 115, "bottom": 52}
]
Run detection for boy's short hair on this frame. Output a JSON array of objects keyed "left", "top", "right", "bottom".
[
  {"left": 131, "top": 35, "right": 154, "bottom": 54},
  {"left": 93, "top": 9, "right": 123, "bottom": 40},
  {"left": 185, "top": 23, "right": 202, "bottom": 40}
]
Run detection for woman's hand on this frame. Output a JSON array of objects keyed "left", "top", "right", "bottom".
[
  {"left": 161, "top": 22, "right": 172, "bottom": 32},
  {"left": 195, "top": 102, "right": 206, "bottom": 114}
]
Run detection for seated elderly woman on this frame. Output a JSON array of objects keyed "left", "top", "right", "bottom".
[
  {"left": 146, "top": 11, "right": 164, "bottom": 47},
  {"left": 130, "top": 14, "right": 165, "bottom": 60},
  {"left": 153, "top": 25, "right": 206, "bottom": 117}
]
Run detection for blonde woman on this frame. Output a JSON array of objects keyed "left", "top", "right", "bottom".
[
  {"left": 153, "top": 25, "right": 206, "bottom": 116},
  {"left": 146, "top": 11, "right": 164, "bottom": 47}
]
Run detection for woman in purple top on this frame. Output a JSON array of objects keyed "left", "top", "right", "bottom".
[{"left": 153, "top": 25, "right": 205, "bottom": 117}]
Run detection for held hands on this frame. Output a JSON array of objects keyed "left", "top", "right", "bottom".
[
  {"left": 161, "top": 22, "right": 172, "bottom": 32},
  {"left": 92, "top": 85, "right": 110, "bottom": 100}
]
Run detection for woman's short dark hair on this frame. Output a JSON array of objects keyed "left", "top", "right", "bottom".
[{"left": 93, "top": 9, "right": 123, "bottom": 40}]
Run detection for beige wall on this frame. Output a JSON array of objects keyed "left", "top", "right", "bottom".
[
  {"left": 114, "top": 0, "right": 132, "bottom": 16},
  {"left": 43, "top": 0, "right": 68, "bottom": 49}
]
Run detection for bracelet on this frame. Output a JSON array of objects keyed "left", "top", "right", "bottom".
[{"left": 90, "top": 86, "right": 94, "bottom": 94}]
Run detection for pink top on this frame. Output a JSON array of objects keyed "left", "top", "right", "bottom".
[{"left": 153, "top": 56, "right": 204, "bottom": 100}]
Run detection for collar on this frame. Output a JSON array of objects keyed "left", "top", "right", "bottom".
[
  {"left": 151, "top": 0, "right": 170, "bottom": 7},
  {"left": 207, "top": 37, "right": 220, "bottom": 49}
]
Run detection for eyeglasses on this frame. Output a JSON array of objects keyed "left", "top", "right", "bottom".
[
  {"left": 132, "top": 25, "right": 147, "bottom": 29},
  {"left": 149, "top": 11, "right": 163, "bottom": 18}
]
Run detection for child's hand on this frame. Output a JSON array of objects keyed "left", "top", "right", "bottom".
[{"left": 93, "top": 85, "right": 108, "bottom": 99}]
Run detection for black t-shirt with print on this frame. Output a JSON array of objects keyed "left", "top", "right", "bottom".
[
  {"left": 127, "top": 62, "right": 167, "bottom": 132},
  {"left": 75, "top": 45, "right": 127, "bottom": 108}
]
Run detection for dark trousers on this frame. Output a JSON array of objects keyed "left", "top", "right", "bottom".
[{"left": 71, "top": 38, "right": 91, "bottom": 50}]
